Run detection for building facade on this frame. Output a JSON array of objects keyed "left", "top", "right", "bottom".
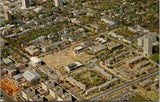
[{"left": 22, "top": 0, "right": 31, "bottom": 9}]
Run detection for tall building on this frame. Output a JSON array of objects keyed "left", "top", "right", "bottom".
[
  {"left": 54, "top": 0, "right": 63, "bottom": 7},
  {"left": 22, "top": 0, "right": 31, "bottom": 9},
  {"left": 143, "top": 36, "right": 153, "bottom": 56}
]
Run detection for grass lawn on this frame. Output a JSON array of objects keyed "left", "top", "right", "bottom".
[
  {"left": 151, "top": 54, "right": 159, "bottom": 64},
  {"left": 129, "top": 95, "right": 147, "bottom": 101},
  {"left": 72, "top": 69, "right": 106, "bottom": 89}
]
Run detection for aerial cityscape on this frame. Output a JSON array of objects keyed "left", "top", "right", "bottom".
[{"left": 0, "top": 0, "right": 159, "bottom": 101}]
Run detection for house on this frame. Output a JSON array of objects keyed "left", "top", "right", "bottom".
[
  {"left": 30, "top": 57, "right": 42, "bottom": 67},
  {"left": 90, "top": 24, "right": 101, "bottom": 30},
  {"left": 2, "top": 58, "right": 13, "bottom": 65},
  {"left": 74, "top": 46, "right": 84, "bottom": 54},
  {"left": 22, "top": 70, "right": 41, "bottom": 83},
  {"left": 107, "top": 41, "right": 122, "bottom": 51},
  {"left": 64, "top": 62, "right": 83, "bottom": 72},
  {"left": 25, "top": 45, "right": 40, "bottom": 55},
  {"left": 1, "top": 38, "right": 5, "bottom": 46},
  {"left": 72, "top": 10, "right": 86, "bottom": 17},
  {"left": 85, "top": 86, "right": 98, "bottom": 95},
  {"left": 77, "top": 28, "right": 85, "bottom": 33},
  {"left": 57, "top": 92, "right": 72, "bottom": 101},
  {"left": 95, "top": 38, "right": 106, "bottom": 44}
]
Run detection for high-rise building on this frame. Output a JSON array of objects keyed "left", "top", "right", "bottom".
[
  {"left": 22, "top": 0, "right": 31, "bottom": 9},
  {"left": 54, "top": 0, "right": 63, "bottom": 7},
  {"left": 137, "top": 37, "right": 144, "bottom": 47},
  {"left": 143, "top": 36, "right": 153, "bottom": 56}
]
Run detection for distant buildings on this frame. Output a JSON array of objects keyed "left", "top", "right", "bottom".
[
  {"left": 101, "top": 17, "right": 118, "bottom": 30},
  {"left": 22, "top": 0, "right": 31, "bottom": 9},
  {"left": 54, "top": 0, "right": 63, "bottom": 7}
]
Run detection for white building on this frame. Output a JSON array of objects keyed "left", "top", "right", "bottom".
[
  {"left": 22, "top": 70, "right": 41, "bottom": 83},
  {"left": 54, "top": 0, "right": 63, "bottom": 7},
  {"left": 30, "top": 57, "right": 42, "bottom": 67},
  {"left": 22, "top": 0, "right": 31, "bottom": 9},
  {"left": 143, "top": 36, "right": 153, "bottom": 56},
  {"left": 57, "top": 92, "right": 72, "bottom": 101},
  {"left": 49, "top": 86, "right": 63, "bottom": 98},
  {"left": 137, "top": 37, "right": 144, "bottom": 47}
]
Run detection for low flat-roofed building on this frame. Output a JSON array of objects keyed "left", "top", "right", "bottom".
[
  {"left": 28, "top": 95, "right": 43, "bottom": 101},
  {"left": 43, "top": 94, "right": 55, "bottom": 101},
  {"left": 139, "top": 79, "right": 153, "bottom": 87},
  {"left": 49, "top": 86, "right": 63, "bottom": 98},
  {"left": 22, "top": 87, "right": 36, "bottom": 101},
  {"left": 89, "top": 44, "right": 106, "bottom": 53},
  {"left": 74, "top": 46, "right": 84, "bottom": 54},
  {"left": 107, "top": 41, "right": 122, "bottom": 51},
  {"left": 7, "top": 68, "right": 17, "bottom": 76},
  {"left": 94, "top": 66, "right": 112, "bottom": 80},
  {"left": 2, "top": 58, "right": 13, "bottom": 65},
  {"left": 65, "top": 62, "right": 83, "bottom": 72},
  {"left": 22, "top": 70, "right": 41, "bottom": 83},
  {"left": 13, "top": 74, "right": 23, "bottom": 81},
  {"left": 66, "top": 77, "right": 86, "bottom": 91},
  {"left": 30, "top": 57, "right": 42, "bottom": 67},
  {"left": 39, "top": 66, "right": 53, "bottom": 75},
  {"left": 41, "top": 80, "right": 55, "bottom": 91},
  {"left": 85, "top": 86, "right": 98, "bottom": 95},
  {"left": 98, "top": 78, "right": 118, "bottom": 91},
  {"left": 25, "top": 45, "right": 40, "bottom": 55},
  {"left": 125, "top": 56, "right": 143, "bottom": 68},
  {"left": 57, "top": 92, "right": 72, "bottom": 101}
]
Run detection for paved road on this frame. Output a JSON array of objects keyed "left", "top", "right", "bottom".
[{"left": 89, "top": 71, "right": 159, "bottom": 101}]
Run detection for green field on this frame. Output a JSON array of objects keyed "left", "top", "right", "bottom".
[
  {"left": 151, "top": 54, "right": 159, "bottom": 64},
  {"left": 128, "top": 95, "right": 147, "bottom": 101},
  {"left": 72, "top": 69, "right": 106, "bottom": 89}
]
